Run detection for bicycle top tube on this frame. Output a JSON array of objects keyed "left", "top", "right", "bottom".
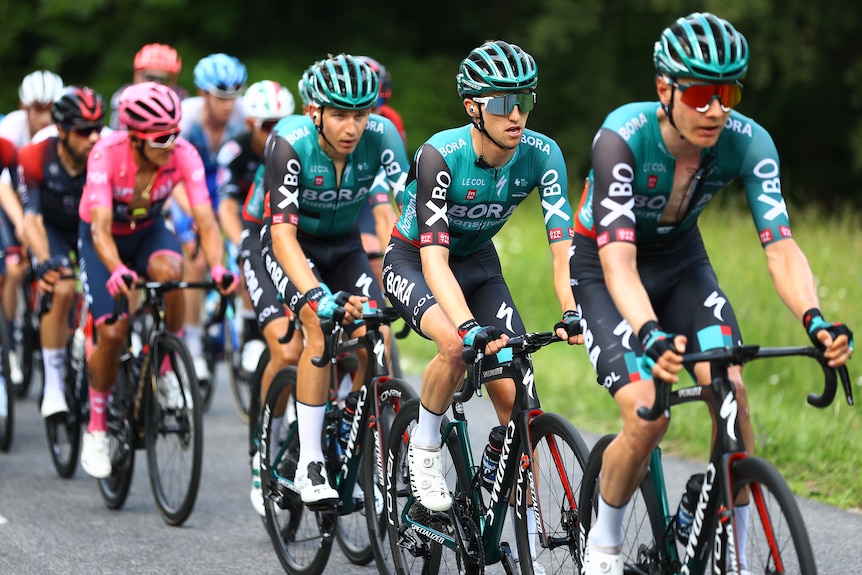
[
  {"left": 456, "top": 330, "right": 562, "bottom": 404},
  {"left": 313, "top": 305, "right": 402, "bottom": 367},
  {"left": 638, "top": 343, "right": 854, "bottom": 422}
]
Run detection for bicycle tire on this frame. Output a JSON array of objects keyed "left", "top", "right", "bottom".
[
  {"left": 146, "top": 333, "right": 203, "bottom": 526},
  {"left": 362, "top": 377, "right": 418, "bottom": 574},
  {"left": 730, "top": 457, "right": 817, "bottom": 574},
  {"left": 44, "top": 334, "right": 87, "bottom": 478},
  {"left": 513, "top": 412, "right": 590, "bottom": 575},
  {"left": 261, "top": 366, "right": 336, "bottom": 575},
  {"left": 99, "top": 373, "right": 136, "bottom": 510},
  {"left": 199, "top": 332, "right": 217, "bottom": 413},
  {"left": 13, "top": 278, "right": 41, "bottom": 399},
  {"left": 385, "top": 398, "right": 474, "bottom": 575},
  {"left": 578, "top": 434, "right": 665, "bottom": 574},
  {"left": 247, "top": 346, "right": 269, "bottom": 456},
  {"left": 0, "top": 307, "right": 14, "bottom": 452}
]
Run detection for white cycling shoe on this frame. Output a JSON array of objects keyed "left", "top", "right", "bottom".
[
  {"left": 407, "top": 440, "right": 452, "bottom": 512},
  {"left": 81, "top": 431, "right": 112, "bottom": 479},
  {"left": 582, "top": 543, "right": 623, "bottom": 575}
]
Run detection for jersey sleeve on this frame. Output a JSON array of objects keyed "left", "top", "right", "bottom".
[
  {"left": 0, "top": 137, "right": 18, "bottom": 189},
  {"left": 81, "top": 140, "right": 116, "bottom": 217},
  {"left": 369, "top": 116, "right": 410, "bottom": 207},
  {"left": 16, "top": 143, "right": 43, "bottom": 214},
  {"left": 264, "top": 135, "right": 301, "bottom": 227},
  {"left": 590, "top": 128, "right": 638, "bottom": 248},
  {"left": 413, "top": 143, "right": 452, "bottom": 248},
  {"left": 242, "top": 164, "right": 266, "bottom": 225},
  {"left": 216, "top": 139, "right": 244, "bottom": 203},
  {"left": 537, "top": 140, "right": 573, "bottom": 244},
  {"left": 738, "top": 126, "right": 791, "bottom": 247}
]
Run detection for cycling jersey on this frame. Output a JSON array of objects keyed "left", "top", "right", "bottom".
[
  {"left": 0, "top": 136, "right": 17, "bottom": 187},
  {"left": 0, "top": 110, "right": 33, "bottom": 149},
  {"left": 18, "top": 137, "right": 84, "bottom": 234},
  {"left": 216, "top": 131, "right": 258, "bottom": 207},
  {"left": 180, "top": 96, "right": 247, "bottom": 207},
  {"left": 265, "top": 113, "right": 409, "bottom": 238},
  {"left": 394, "top": 124, "right": 573, "bottom": 258},
  {"left": 79, "top": 130, "right": 210, "bottom": 235},
  {"left": 576, "top": 102, "right": 790, "bottom": 248}
]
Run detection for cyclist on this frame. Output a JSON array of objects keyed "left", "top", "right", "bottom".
[
  {"left": 0, "top": 137, "right": 18, "bottom": 393},
  {"left": 263, "top": 53, "right": 409, "bottom": 504},
  {"left": 174, "top": 52, "right": 247, "bottom": 383},
  {"left": 0, "top": 70, "right": 65, "bottom": 149},
  {"left": 217, "top": 79, "right": 294, "bottom": 364},
  {"left": 381, "top": 40, "right": 580, "bottom": 534},
  {"left": 78, "top": 82, "right": 234, "bottom": 479},
  {"left": 109, "top": 43, "right": 187, "bottom": 129},
  {"left": 571, "top": 13, "right": 855, "bottom": 575},
  {"left": 18, "top": 87, "right": 105, "bottom": 418}
]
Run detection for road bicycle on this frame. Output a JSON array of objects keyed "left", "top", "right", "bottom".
[
  {"left": 41, "top": 272, "right": 90, "bottom": 478},
  {"left": 258, "top": 305, "right": 417, "bottom": 574},
  {"left": 98, "top": 275, "right": 231, "bottom": 526},
  {"left": 384, "top": 330, "right": 590, "bottom": 575},
  {"left": 578, "top": 343, "right": 854, "bottom": 575},
  {"left": 0, "top": 299, "right": 13, "bottom": 452},
  {"left": 11, "top": 258, "right": 42, "bottom": 398}
]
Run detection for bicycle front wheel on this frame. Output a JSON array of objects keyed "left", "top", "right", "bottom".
[
  {"left": 731, "top": 457, "right": 817, "bottom": 574},
  {"left": 45, "top": 341, "right": 86, "bottom": 478},
  {"left": 514, "top": 412, "right": 590, "bottom": 575},
  {"left": 146, "top": 333, "right": 203, "bottom": 526},
  {"left": 0, "top": 308, "right": 14, "bottom": 452},
  {"left": 99, "top": 375, "right": 135, "bottom": 510},
  {"left": 262, "top": 366, "right": 335, "bottom": 575},
  {"left": 578, "top": 434, "right": 665, "bottom": 574}
]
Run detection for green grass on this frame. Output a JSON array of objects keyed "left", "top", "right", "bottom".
[{"left": 395, "top": 193, "right": 862, "bottom": 510}]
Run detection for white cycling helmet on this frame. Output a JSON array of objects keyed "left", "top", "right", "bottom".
[
  {"left": 19, "top": 70, "right": 65, "bottom": 106},
  {"left": 242, "top": 80, "right": 295, "bottom": 119}
]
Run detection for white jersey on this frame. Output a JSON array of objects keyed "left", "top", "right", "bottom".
[{"left": 0, "top": 110, "right": 33, "bottom": 149}]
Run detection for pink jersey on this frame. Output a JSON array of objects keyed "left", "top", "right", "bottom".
[{"left": 80, "top": 130, "right": 210, "bottom": 235}]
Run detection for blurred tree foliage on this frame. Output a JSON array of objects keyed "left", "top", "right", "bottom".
[{"left": 2, "top": 0, "right": 861, "bottom": 207}]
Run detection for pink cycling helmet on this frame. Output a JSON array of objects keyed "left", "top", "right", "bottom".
[
  {"left": 118, "top": 81, "right": 182, "bottom": 132},
  {"left": 134, "top": 43, "right": 182, "bottom": 75}
]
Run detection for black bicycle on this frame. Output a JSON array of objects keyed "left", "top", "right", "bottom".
[
  {"left": 258, "top": 305, "right": 417, "bottom": 574},
  {"left": 384, "top": 330, "right": 590, "bottom": 575},
  {"left": 578, "top": 344, "right": 853, "bottom": 574},
  {"left": 98, "top": 275, "right": 230, "bottom": 526},
  {"left": 11, "top": 259, "right": 43, "bottom": 399}
]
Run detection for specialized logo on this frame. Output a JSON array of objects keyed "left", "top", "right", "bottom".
[
  {"left": 355, "top": 272, "right": 374, "bottom": 298},
  {"left": 496, "top": 301, "right": 514, "bottom": 333},
  {"left": 719, "top": 393, "right": 738, "bottom": 442},
  {"left": 703, "top": 291, "right": 727, "bottom": 321},
  {"left": 486, "top": 420, "right": 516, "bottom": 526},
  {"left": 681, "top": 463, "right": 717, "bottom": 574}
]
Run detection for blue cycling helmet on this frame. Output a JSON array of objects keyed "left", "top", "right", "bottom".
[
  {"left": 457, "top": 40, "right": 538, "bottom": 98},
  {"left": 193, "top": 53, "right": 247, "bottom": 97},
  {"left": 654, "top": 12, "right": 749, "bottom": 81},
  {"left": 308, "top": 54, "right": 378, "bottom": 110}
]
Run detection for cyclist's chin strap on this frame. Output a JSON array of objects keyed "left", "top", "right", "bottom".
[
  {"left": 313, "top": 106, "right": 339, "bottom": 154},
  {"left": 472, "top": 110, "right": 517, "bottom": 154}
]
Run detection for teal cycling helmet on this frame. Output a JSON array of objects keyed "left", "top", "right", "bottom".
[
  {"left": 297, "top": 62, "right": 320, "bottom": 107},
  {"left": 194, "top": 53, "right": 247, "bottom": 97},
  {"left": 654, "top": 12, "right": 749, "bottom": 81},
  {"left": 308, "top": 54, "right": 378, "bottom": 110},
  {"left": 456, "top": 40, "right": 538, "bottom": 98}
]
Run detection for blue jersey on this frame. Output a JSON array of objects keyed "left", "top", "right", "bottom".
[
  {"left": 576, "top": 102, "right": 790, "bottom": 248},
  {"left": 395, "top": 125, "right": 573, "bottom": 258},
  {"left": 265, "top": 113, "right": 408, "bottom": 238}
]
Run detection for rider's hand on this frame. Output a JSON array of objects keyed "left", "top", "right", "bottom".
[
  {"left": 804, "top": 308, "right": 854, "bottom": 367},
  {"left": 639, "top": 320, "right": 685, "bottom": 383},
  {"left": 35, "top": 256, "right": 71, "bottom": 293},
  {"left": 210, "top": 263, "right": 236, "bottom": 295},
  {"left": 106, "top": 264, "right": 138, "bottom": 298},
  {"left": 305, "top": 287, "right": 367, "bottom": 324},
  {"left": 554, "top": 309, "right": 583, "bottom": 345},
  {"left": 458, "top": 319, "right": 508, "bottom": 356}
]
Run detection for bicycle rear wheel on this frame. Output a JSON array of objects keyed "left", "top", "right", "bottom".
[
  {"left": 262, "top": 366, "right": 336, "bottom": 575},
  {"left": 0, "top": 308, "right": 14, "bottom": 452},
  {"left": 578, "top": 434, "right": 665, "bottom": 574},
  {"left": 363, "top": 377, "right": 418, "bottom": 575},
  {"left": 146, "top": 333, "right": 203, "bottom": 526},
  {"left": 247, "top": 346, "right": 269, "bottom": 456},
  {"left": 45, "top": 338, "right": 86, "bottom": 478},
  {"left": 514, "top": 412, "right": 590, "bottom": 574},
  {"left": 730, "top": 457, "right": 817, "bottom": 574},
  {"left": 13, "top": 276, "right": 42, "bottom": 399}
]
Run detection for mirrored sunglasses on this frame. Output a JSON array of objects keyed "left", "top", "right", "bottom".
[
  {"left": 135, "top": 128, "right": 181, "bottom": 148},
  {"left": 472, "top": 92, "right": 536, "bottom": 116},
  {"left": 673, "top": 80, "right": 743, "bottom": 113}
]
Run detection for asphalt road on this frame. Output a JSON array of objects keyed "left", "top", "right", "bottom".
[{"left": 1, "top": 363, "right": 860, "bottom": 574}]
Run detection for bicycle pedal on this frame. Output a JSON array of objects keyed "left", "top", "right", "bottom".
[{"left": 304, "top": 498, "right": 338, "bottom": 512}]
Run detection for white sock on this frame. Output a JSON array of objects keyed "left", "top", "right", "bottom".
[
  {"left": 269, "top": 416, "right": 284, "bottom": 462},
  {"left": 734, "top": 503, "right": 750, "bottom": 569},
  {"left": 184, "top": 324, "right": 202, "bottom": 356},
  {"left": 589, "top": 494, "right": 625, "bottom": 551},
  {"left": 42, "top": 348, "right": 66, "bottom": 395},
  {"left": 296, "top": 401, "right": 326, "bottom": 468},
  {"left": 413, "top": 402, "right": 445, "bottom": 447}
]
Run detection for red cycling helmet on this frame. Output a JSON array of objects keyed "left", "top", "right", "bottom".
[
  {"left": 134, "top": 43, "right": 182, "bottom": 75},
  {"left": 51, "top": 86, "right": 105, "bottom": 127},
  {"left": 118, "top": 82, "right": 182, "bottom": 132}
]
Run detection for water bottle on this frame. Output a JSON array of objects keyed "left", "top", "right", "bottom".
[
  {"left": 339, "top": 390, "right": 361, "bottom": 450},
  {"left": 676, "top": 472, "right": 705, "bottom": 544},
  {"left": 480, "top": 425, "right": 507, "bottom": 491}
]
